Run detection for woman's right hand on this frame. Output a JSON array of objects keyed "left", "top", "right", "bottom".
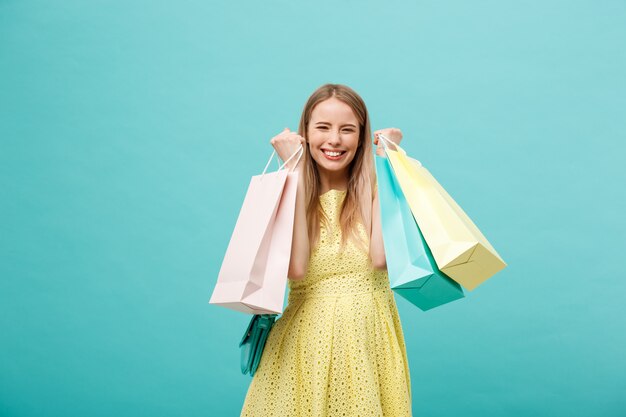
[{"left": 270, "top": 128, "right": 305, "bottom": 170}]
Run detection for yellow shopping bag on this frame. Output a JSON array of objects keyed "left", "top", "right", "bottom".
[{"left": 379, "top": 135, "right": 506, "bottom": 291}]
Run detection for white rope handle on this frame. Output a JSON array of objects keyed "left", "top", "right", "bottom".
[
  {"left": 378, "top": 133, "right": 422, "bottom": 167},
  {"left": 377, "top": 133, "right": 406, "bottom": 155},
  {"left": 262, "top": 151, "right": 277, "bottom": 176},
  {"left": 261, "top": 145, "right": 304, "bottom": 176},
  {"left": 279, "top": 145, "right": 304, "bottom": 171}
]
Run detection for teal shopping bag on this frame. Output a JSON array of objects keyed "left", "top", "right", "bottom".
[{"left": 375, "top": 155, "right": 464, "bottom": 311}]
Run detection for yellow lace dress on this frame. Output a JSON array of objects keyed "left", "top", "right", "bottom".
[{"left": 240, "top": 189, "right": 412, "bottom": 416}]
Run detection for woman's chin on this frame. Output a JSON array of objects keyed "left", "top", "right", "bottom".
[{"left": 313, "top": 158, "right": 347, "bottom": 173}]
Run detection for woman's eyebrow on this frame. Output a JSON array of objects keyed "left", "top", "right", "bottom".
[{"left": 314, "top": 121, "right": 357, "bottom": 128}]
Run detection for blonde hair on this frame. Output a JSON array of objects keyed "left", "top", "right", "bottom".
[{"left": 297, "top": 83, "right": 375, "bottom": 251}]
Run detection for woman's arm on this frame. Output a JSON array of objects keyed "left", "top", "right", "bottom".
[
  {"left": 288, "top": 168, "right": 310, "bottom": 280},
  {"left": 269, "top": 128, "right": 310, "bottom": 280},
  {"left": 370, "top": 187, "right": 387, "bottom": 269},
  {"left": 369, "top": 127, "right": 404, "bottom": 270}
]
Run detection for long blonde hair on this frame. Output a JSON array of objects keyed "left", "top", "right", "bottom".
[{"left": 297, "top": 83, "right": 375, "bottom": 250}]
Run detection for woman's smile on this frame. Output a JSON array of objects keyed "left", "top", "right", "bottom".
[{"left": 321, "top": 148, "right": 347, "bottom": 160}]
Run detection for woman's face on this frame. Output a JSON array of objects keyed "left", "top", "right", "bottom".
[{"left": 306, "top": 97, "right": 361, "bottom": 179}]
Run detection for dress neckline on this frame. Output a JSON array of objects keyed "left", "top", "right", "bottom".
[{"left": 320, "top": 189, "right": 347, "bottom": 198}]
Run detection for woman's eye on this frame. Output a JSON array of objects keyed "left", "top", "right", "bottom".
[{"left": 316, "top": 126, "right": 354, "bottom": 133}]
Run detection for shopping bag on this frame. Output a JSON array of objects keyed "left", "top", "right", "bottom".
[
  {"left": 376, "top": 155, "right": 464, "bottom": 311},
  {"left": 379, "top": 134, "right": 506, "bottom": 291},
  {"left": 209, "top": 147, "right": 302, "bottom": 314}
]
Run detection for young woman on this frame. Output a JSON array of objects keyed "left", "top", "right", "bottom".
[{"left": 240, "top": 83, "right": 412, "bottom": 416}]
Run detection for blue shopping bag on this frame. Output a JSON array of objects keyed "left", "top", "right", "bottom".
[{"left": 375, "top": 155, "right": 464, "bottom": 311}]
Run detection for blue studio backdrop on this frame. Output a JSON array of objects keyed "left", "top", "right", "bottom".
[{"left": 1, "top": 1, "right": 625, "bottom": 416}]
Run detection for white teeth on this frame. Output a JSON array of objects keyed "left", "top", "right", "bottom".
[{"left": 324, "top": 150, "right": 342, "bottom": 157}]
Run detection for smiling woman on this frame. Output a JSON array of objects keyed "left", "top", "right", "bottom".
[{"left": 241, "top": 83, "right": 411, "bottom": 416}]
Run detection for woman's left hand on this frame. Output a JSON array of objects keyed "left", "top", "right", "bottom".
[{"left": 373, "top": 128, "right": 403, "bottom": 156}]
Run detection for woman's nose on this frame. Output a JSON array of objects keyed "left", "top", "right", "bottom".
[{"left": 327, "top": 131, "right": 341, "bottom": 145}]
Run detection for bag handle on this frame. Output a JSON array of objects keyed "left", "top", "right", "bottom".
[
  {"left": 261, "top": 145, "right": 304, "bottom": 176},
  {"left": 377, "top": 133, "right": 406, "bottom": 155},
  {"left": 378, "top": 133, "right": 422, "bottom": 167}
]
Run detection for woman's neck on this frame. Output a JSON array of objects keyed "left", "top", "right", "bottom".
[{"left": 318, "top": 169, "right": 349, "bottom": 194}]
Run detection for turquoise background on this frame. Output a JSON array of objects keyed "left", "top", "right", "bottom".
[{"left": 1, "top": 0, "right": 625, "bottom": 416}]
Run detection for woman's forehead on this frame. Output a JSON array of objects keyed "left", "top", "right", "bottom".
[{"left": 310, "top": 98, "right": 358, "bottom": 124}]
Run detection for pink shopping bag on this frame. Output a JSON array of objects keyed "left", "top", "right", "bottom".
[{"left": 209, "top": 147, "right": 302, "bottom": 314}]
